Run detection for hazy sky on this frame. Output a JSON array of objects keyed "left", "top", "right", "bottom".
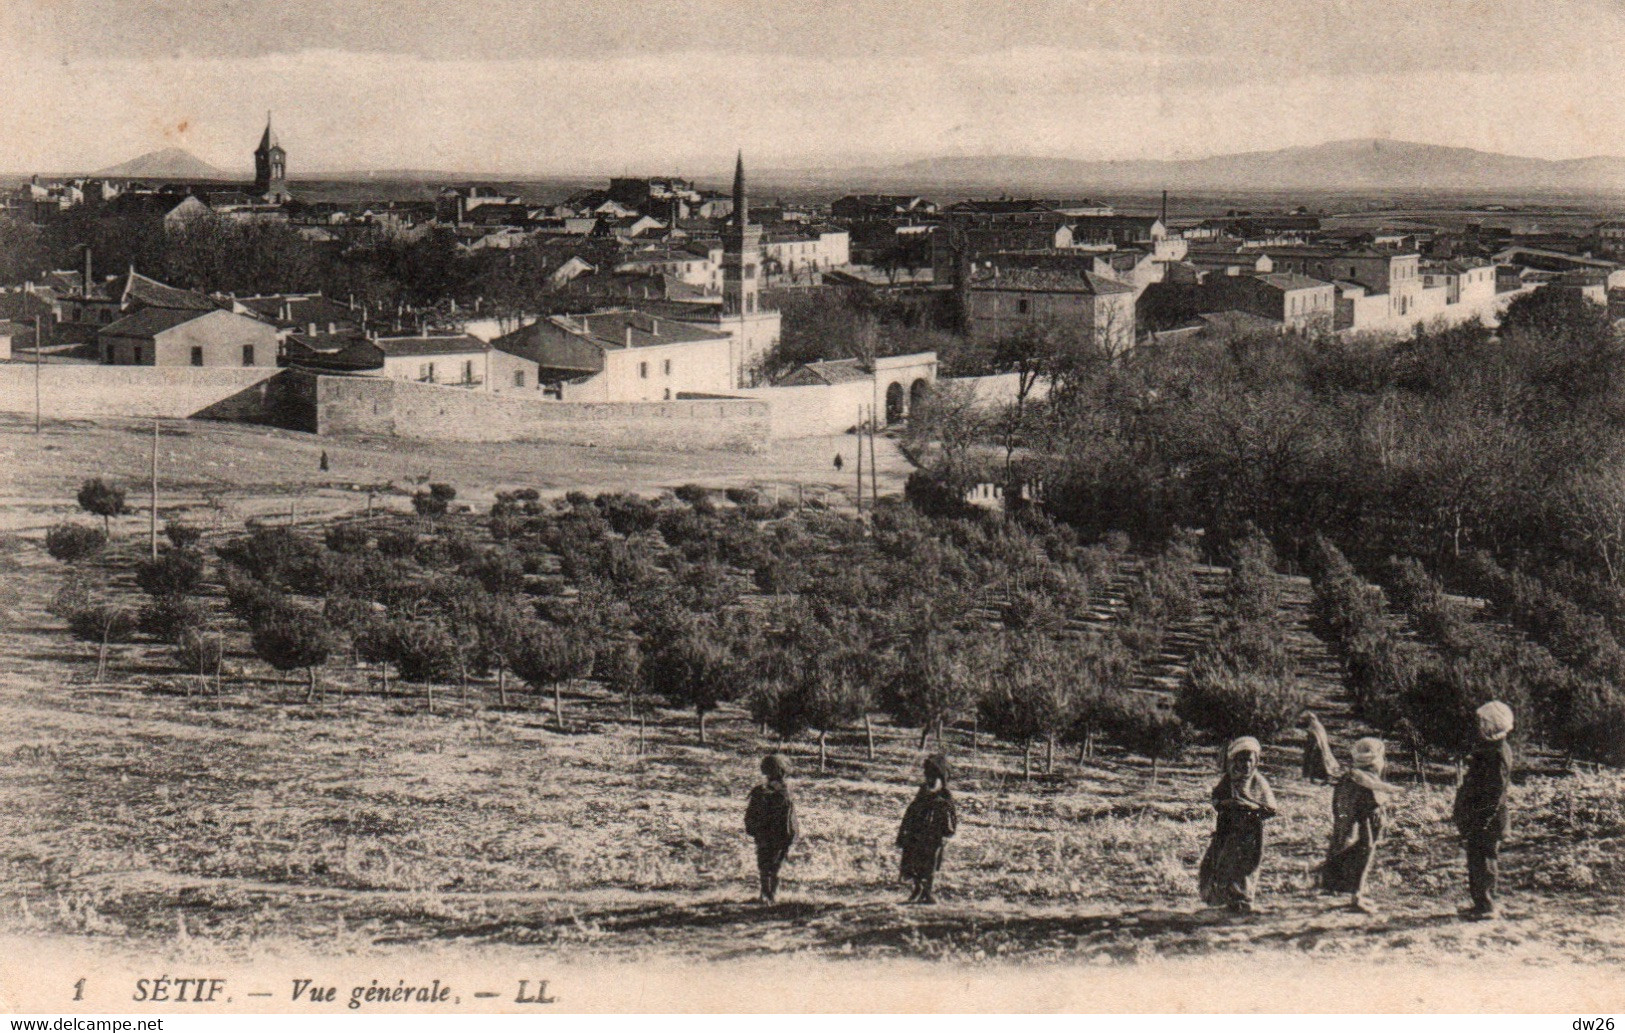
[{"left": 5, "top": 0, "right": 1625, "bottom": 175}]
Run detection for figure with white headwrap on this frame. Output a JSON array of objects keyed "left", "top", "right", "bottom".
[
  {"left": 1300, "top": 710, "right": 1342, "bottom": 783},
  {"left": 1197, "top": 736, "right": 1278, "bottom": 913},
  {"left": 1453, "top": 700, "right": 1514, "bottom": 919},
  {"left": 1320, "top": 736, "right": 1400, "bottom": 913},
  {"left": 744, "top": 754, "right": 798, "bottom": 903}
]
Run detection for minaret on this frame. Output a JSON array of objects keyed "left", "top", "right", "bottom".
[
  {"left": 254, "top": 111, "right": 289, "bottom": 203},
  {"left": 721, "top": 150, "right": 762, "bottom": 318}
]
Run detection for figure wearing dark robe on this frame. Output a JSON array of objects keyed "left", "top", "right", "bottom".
[
  {"left": 1300, "top": 711, "right": 1342, "bottom": 783},
  {"left": 897, "top": 753, "right": 957, "bottom": 904},
  {"left": 745, "top": 754, "right": 798, "bottom": 903},
  {"left": 1198, "top": 737, "right": 1277, "bottom": 913},
  {"left": 1454, "top": 701, "right": 1514, "bottom": 918},
  {"left": 1320, "top": 737, "right": 1397, "bottom": 913}
]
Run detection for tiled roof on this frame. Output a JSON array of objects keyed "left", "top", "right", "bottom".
[
  {"left": 238, "top": 294, "right": 357, "bottom": 327},
  {"left": 1255, "top": 273, "right": 1332, "bottom": 291},
  {"left": 373, "top": 335, "right": 488, "bottom": 357},
  {"left": 775, "top": 358, "right": 872, "bottom": 386},
  {"left": 101, "top": 307, "right": 209, "bottom": 338},
  {"left": 968, "top": 266, "right": 1134, "bottom": 295},
  {"left": 124, "top": 271, "right": 217, "bottom": 311},
  {"left": 568, "top": 309, "right": 730, "bottom": 349}
]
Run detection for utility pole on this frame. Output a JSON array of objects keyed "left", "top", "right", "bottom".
[
  {"left": 869, "top": 405, "right": 879, "bottom": 504},
  {"left": 33, "top": 314, "right": 42, "bottom": 434},
  {"left": 150, "top": 418, "right": 159, "bottom": 561},
  {"left": 854, "top": 406, "right": 864, "bottom": 512}
]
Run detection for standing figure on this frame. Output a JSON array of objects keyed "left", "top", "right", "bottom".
[
  {"left": 1454, "top": 700, "right": 1514, "bottom": 919},
  {"left": 833, "top": 453, "right": 844, "bottom": 473},
  {"left": 897, "top": 753, "right": 957, "bottom": 904},
  {"left": 1320, "top": 736, "right": 1399, "bottom": 913},
  {"left": 1198, "top": 736, "right": 1278, "bottom": 914},
  {"left": 744, "top": 753, "right": 798, "bottom": 904},
  {"left": 1300, "top": 710, "right": 1342, "bottom": 783}
]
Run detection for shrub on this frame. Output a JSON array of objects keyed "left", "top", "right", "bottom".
[
  {"left": 375, "top": 528, "right": 418, "bottom": 559},
  {"left": 174, "top": 628, "right": 224, "bottom": 682},
  {"left": 164, "top": 523, "right": 203, "bottom": 551},
  {"left": 135, "top": 550, "right": 205, "bottom": 598},
  {"left": 412, "top": 491, "right": 448, "bottom": 518},
  {"left": 250, "top": 608, "right": 335, "bottom": 702},
  {"left": 1223, "top": 528, "right": 1281, "bottom": 623},
  {"left": 1002, "top": 589, "right": 1067, "bottom": 635},
  {"left": 1343, "top": 627, "right": 1419, "bottom": 732},
  {"left": 1206, "top": 617, "right": 1294, "bottom": 679},
  {"left": 381, "top": 619, "right": 460, "bottom": 684},
  {"left": 724, "top": 486, "right": 761, "bottom": 507},
  {"left": 223, "top": 567, "right": 288, "bottom": 626},
  {"left": 67, "top": 601, "right": 138, "bottom": 646},
  {"left": 1176, "top": 659, "right": 1307, "bottom": 744},
  {"left": 640, "top": 618, "right": 740, "bottom": 742},
  {"left": 45, "top": 524, "right": 106, "bottom": 564},
  {"left": 49, "top": 573, "right": 93, "bottom": 619},
  {"left": 140, "top": 595, "right": 208, "bottom": 643},
  {"left": 76, "top": 479, "right": 128, "bottom": 535},
  {"left": 217, "top": 527, "right": 323, "bottom": 591},
  {"left": 324, "top": 523, "right": 372, "bottom": 555}
]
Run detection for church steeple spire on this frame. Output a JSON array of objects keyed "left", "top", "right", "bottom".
[
  {"left": 731, "top": 150, "right": 747, "bottom": 227},
  {"left": 253, "top": 110, "right": 288, "bottom": 203},
  {"left": 258, "top": 111, "right": 279, "bottom": 153}
]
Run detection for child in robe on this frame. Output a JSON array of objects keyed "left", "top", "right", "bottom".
[
  {"left": 1321, "top": 736, "right": 1400, "bottom": 914},
  {"left": 1198, "top": 736, "right": 1278, "bottom": 914},
  {"left": 1453, "top": 700, "right": 1514, "bottom": 919},
  {"left": 897, "top": 753, "right": 957, "bottom": 905},
  {"left": 744, "top": 753, "right": 798, "bottom": 904}
]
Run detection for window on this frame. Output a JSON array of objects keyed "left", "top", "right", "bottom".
[
  {"left": 463, "top": 359, "right": 474, "bottom": 383},
  {"left": 513, "top": 370, "right": 526, "bottom": 388},
  {"left": 241, "top": 344, "right": 255, "bottom": 366},
  {"left": 190, "top": 346, "right": 203, "bottom": 367},
  {"left": 639, "top": 361, "right": 648, "bottom": 379},
  {"left": 662, "top": 359, "right": 672, "bottom": 376},
  {"left": 420, "top": 362, "right": 436, "bottom": 382},
  {"left": 1017, "top": 298, "right": 1030, "bottom": 314}
]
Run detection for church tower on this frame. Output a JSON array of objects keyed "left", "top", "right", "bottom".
[
  {"left": 254, "top": 111, "right": 289, "bottom": 203},
  {"left": 721, "top": 151, "right": 762, "bottom": 316}
]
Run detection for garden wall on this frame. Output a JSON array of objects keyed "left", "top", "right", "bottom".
[{"left": 0, "top": 365, "right": 307, "bottom": 426}]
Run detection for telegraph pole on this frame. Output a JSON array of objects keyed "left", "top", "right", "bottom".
[
  {"left": 33, "top": 314, "right": 42, "bottom": 434},
  {"left": 854, "top": 406, "right": 864, "bottom": 512},
  {"left": 150, "top": 418, "right": 159, "bottom": 560},
  {"left": 869, "top": 405, "right": 879, "bottom": 504}
]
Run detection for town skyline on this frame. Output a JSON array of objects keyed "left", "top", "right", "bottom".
[{"left": 5, "top": 0, "right": 1625, "bottom": 176}]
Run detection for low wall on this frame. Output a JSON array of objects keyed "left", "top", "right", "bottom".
[
  {"left": 736, "top": 380, "right": 875, "bottom": 439},
  {"left": 951, "top": 372, "right": 1049, "bottom": 407},
  {"left": 315, "top": 375, "right": 770, "bottom": 452},
  {"left": 0, "top": 364, "right": 292, "bottom": 423}
]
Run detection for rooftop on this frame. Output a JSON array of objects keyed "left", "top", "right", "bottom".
[
  {"left": 101, "top": 306, "right": 210, "bottom": 338},
  {"left": 373, "top": 334, "right": 488, "bottom": 357},
  {"left": 124, "top": 270, "right": 218, "bottom": 312},
  {"left": 1255, "top": 272, "right": 1333, "bottom": 291},
  {"left": 968, "top": 266, "right": 1135, "bottom": 295}
]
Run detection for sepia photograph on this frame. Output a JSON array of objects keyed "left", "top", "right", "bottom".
[{"left": 0, "top": 0, "right": 1622, "bottom": 1017}]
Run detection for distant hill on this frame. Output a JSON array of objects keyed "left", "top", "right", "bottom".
[
  {"left": 94, "top": 148, "right": 231, "bottom": 181},
  {"left": 782, "top": 139, "right": 1625, "bottom": 194}
]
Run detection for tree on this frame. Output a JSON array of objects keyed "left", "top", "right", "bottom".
[
  {"left": 45, "top": 524, "right": 106, "bottom": 564},
  {"left": 597, "top": 639, "right": 656, "bottom": 753},
  {"left": 175, "top": 627, "right": 225, "bottom": 695},
  {"left": 380, "top": 618, "right": 459, "bottom": 712},
  {"left": 164, "top": 523, "right": 204, "bottom": 551},
  {"left": 66, "top": 597, "right": 138, "bottom": 683},
  {"left": 139, "top": 595, "right": 207, "bottom": 644},
  {"left": 978, "top": 633, "right": 1075, "bottom": 778},
  {"left": 989, "top": 320, "right": 1072, "bottom": 473},
  {"left": 884, "top": 630, "right": 985, "bottom": 748},
  {"left": 640, "top": 618, "right": 738, "bottom": 743},
  {"left": 1176, "top": 658, "right": 1306, "bottom": 744},
  {"left": 1104, "top": 694, "right": 1191, "bottom": 784},
  {"left": 76, "top": 479, "right": 128, "bottom": 537},
  {"left": 508, "top": 622, "right": 595, "bottom": 726},
  {"left": 251, "top": 608, "right": 335, "bottom": 703}
]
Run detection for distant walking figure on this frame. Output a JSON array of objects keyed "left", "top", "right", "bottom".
[
  {"left": 833, "top": 453, "right": 844, "bottom": 472},
  {"left": 319, "top": 450, "right": 329, "bottom": 472},
  {"left": 897, "top": 753, "right": 957, "bottom": 905},
  {"left": 1198, "top": 736, "right": 1278, "bottom": 914},
  {"left": 744, "top": 753, "right": 798, "bottom": 904},
  {"left": 1454, "top": 701, "right": 1514, "bottom": 919},
  {"left": 1300, "top": 711, "right": 1342, "bottom": 783},
  {"left": 1320, "top": 737, "right": 1399, "bottom": 914}
]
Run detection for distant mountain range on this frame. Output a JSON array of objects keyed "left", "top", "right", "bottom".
[
  {"left": 76, "top": 138, "right": 1625, "bottom": 195},
  {"left": 93, "top": 148, "right": 230, "bottom": 181},
  {"left": 778, "top": 139, "right": 1625, "bottom": 195}
]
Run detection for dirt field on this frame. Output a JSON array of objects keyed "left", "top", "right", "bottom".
[{"left": 1, "top": 417, "right": 1622, "bottom": 1012}]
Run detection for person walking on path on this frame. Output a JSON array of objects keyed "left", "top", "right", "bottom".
[
  {"left": 1300, "top": 710, "right": 1342, "bottom": 783},
  {"left": 897, "top": 753, "right": 957, "bottom": 905},
  {"left": 1198, "top": 736, "right": 1278, "bottom": 914},
  {"left": 1454, "top": 701, "right": 1514, "bottom": 920},
  {"left": 744, "top": 753, "right": 798, "bottom": 904}
]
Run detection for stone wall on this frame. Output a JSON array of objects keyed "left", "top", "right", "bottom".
[
  {"left": 315, "top": 375, "right": 770, "bottom": 451},
  {"left": 0, "top": 365, "right": 286, "bottom": 422}
]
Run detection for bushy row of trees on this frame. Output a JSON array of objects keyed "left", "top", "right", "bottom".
[
  {"left": 44, "top": 473, "right": 1331, "bottom": 779},
  {"left": 1307, "top": 538, "right": 1624, "bottom": 766}
]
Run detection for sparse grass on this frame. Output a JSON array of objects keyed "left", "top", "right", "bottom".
[{"left": 0, "top": 419, "right": 1622, "bottom": 967}]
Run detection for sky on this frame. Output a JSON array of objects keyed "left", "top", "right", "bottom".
[{"left": 4, "top": 0, "right": 1625, "bottom": 176}]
